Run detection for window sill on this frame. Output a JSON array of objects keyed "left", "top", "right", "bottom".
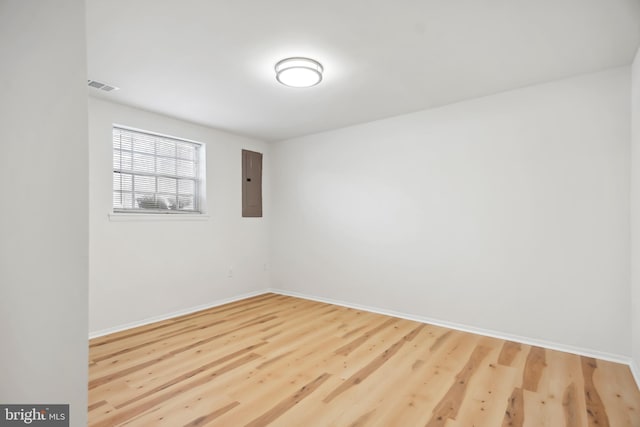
[{"left": 108, "top": 213, "right": 210, "bottom": 222}]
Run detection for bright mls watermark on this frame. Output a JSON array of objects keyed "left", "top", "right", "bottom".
[{"left": 0, "top": 405, "right": 68, "bottom": 426}]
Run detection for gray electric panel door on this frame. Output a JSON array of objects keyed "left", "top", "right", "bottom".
[{"left": 242, "top": 149, "right": 263, "bottom": 217}]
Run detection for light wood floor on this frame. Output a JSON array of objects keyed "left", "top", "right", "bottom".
[{"left": 88, "top": 293, "right": 640, "bottom": 426}]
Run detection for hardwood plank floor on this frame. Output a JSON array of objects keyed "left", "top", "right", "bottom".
[{"left": 88, "top": 293, "right": 640, "bottom": 426}]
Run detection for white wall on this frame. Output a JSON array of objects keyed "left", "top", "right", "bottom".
[
  {"left": 89, "top": 98, "right": 270, "bottom": 334},
  {"left": 632, "top": 49, "right": 640, "bottom": 378},
  {"left": 0, "top": 1, "right": 89, "bottom": 425},
  {"left": 271, "top": 68, "right": 631, "bottom": 357}
]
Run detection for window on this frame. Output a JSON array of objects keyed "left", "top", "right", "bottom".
[{"left": 113, "top": 126, "right": 204, "bottom": 214}]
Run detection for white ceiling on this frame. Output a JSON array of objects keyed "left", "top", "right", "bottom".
[{"left": 86, "top": 0, "right": 640, "bottom": 142}]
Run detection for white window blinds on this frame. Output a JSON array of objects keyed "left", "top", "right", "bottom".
[{"left": 113, "top": 127, "right": 202, "bottom": 213}]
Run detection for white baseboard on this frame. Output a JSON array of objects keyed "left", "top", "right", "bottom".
[
  {"left": 88, "top": 286, "right": 638, "bottom": 390},
  {"left": 268, "top": 288, "right": 633, "bottom": 366},
  {"left": 631, "top": 359, "right": 640, "bottom": 390},
  {"left": 88, "top": 290, "right": 269, "bottom": 339}
]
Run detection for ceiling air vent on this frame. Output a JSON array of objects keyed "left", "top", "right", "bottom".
[{"left": 87, "top": 79, "right": 119, "bottom": 92}]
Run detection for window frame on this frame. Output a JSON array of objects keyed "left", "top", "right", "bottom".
[{"left": 112, "top": 125, "right": 206, "bottom": 215}]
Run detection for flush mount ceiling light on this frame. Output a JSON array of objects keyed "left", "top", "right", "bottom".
[{"left": 275, "top": 57, "right": 323, "bottom": 88}]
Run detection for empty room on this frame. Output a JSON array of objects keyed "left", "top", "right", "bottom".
[{"left": 3, "top": 0, "right": 640, "bottom": 426}]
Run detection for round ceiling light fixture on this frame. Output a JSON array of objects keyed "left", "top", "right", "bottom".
[{"left": 275, "top": 57, "right": 323, "bottom": 88}]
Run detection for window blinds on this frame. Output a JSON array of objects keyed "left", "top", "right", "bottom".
[{"left": 113, "top": 127, "right": 201, "bottom": 213}]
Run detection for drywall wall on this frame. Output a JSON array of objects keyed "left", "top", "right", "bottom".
[
  {"left": 632, "top": 49, "right": 640, "bottom": 378},
  {"left": 89, "top": 98, "right": 270, "bottom": 334},
  {"left": 0, "top": 1, "right": 89, "bottom": 425},
  {"left": 271, "top": 68, "right": 631, "bottom": 357}
]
